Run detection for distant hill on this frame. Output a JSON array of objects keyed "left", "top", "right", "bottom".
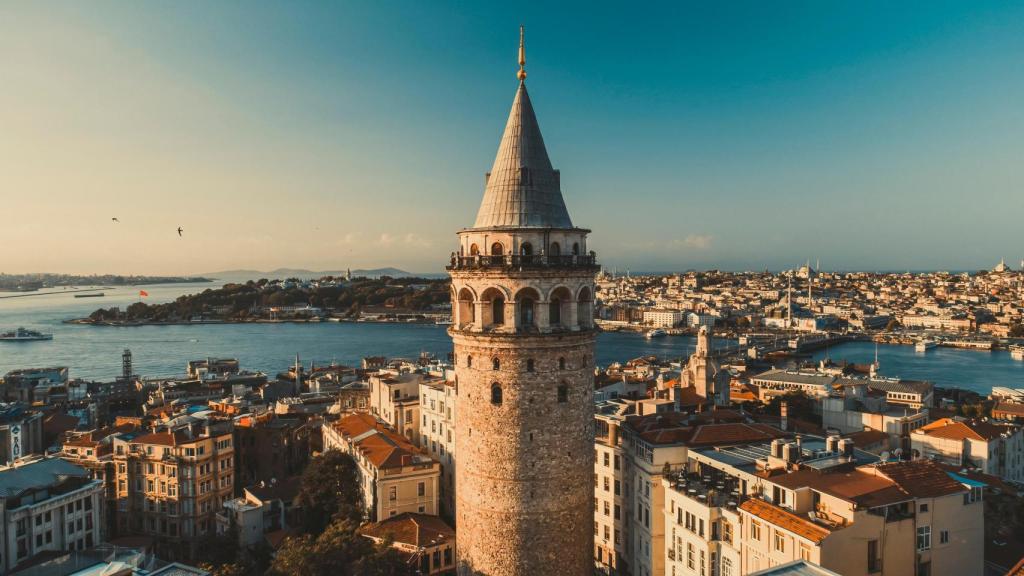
[{"left": 201, "top": 267, "right": 445, "bottom": 282}]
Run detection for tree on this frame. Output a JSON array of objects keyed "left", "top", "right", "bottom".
[
  {"left": 884, "top": 318, "right": 901, "bottom": 332},
  {"left": 268, "top": 519, "right": 407, "bottom": 576},
  {"left": 1010, "top": 324, "right": 1024, "bottom": 338},
  {"left": 296, "top": 451, "right": 363, "bottom": 533}
]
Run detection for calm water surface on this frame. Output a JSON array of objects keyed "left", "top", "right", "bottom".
[{"left": 2, "top": 283, "right": 1022, "bottom": 393}]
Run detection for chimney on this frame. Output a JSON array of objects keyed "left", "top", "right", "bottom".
[
  {"left": 826, "top": 435, "right": 839, "bottom": 453},
  {"left": 782, "top": 442, "right": 797, "bottom": 463},
  {"left": 838, "top": 438, "right": 854, "bottom": 457}
]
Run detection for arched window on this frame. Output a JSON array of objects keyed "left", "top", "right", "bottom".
[
  {"left": 550, "top": 242, "right": 561, "bottom": 256},
  {"left": 557, "top": 383, "right": 569, "bottom": 403},
  {"left": 469, "top": 244, "right": 480, "bottom": 256},
  {"left": 492, "top": 297, "right": 505, "bottom": 325},
  {"left": 549, "top": 287, "right": 572, "bottom": 328},
  {"left": 467, "top": 356, "right": 472, "bottom": 368},
  {"left": 559, "top": 357, "right": 566, "bottom": 370},
  {"left": 526, "top": 359, "right": 535, "bottom": 372},
  {"left": 491, "top": 383, "right": 502, "bottom": 406},
  {"left": 572, "top": 242, "right": 580, "bottom": 256},
  {"left": 457, "top": 287, "right": 476, "bottom": 329},
  {"left": 515, "top": 287, "right": 540, "bottom": 330},
  {"left": 520, "top": 242, "right": 533, "bottom": 256},
  {"left": 492, "top": 358, "right": 500, "bottom": 371},
  {"left": 520, "top": 298, "right": 535, "bottom": 326},
  {"left": 577, "top": 286, "right": 593, "bottom": 329},
  {"left": 490, "top": 242, "right": 504, "bottom": 256}
]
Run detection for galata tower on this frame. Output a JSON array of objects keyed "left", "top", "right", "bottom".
[{"left": 447, "top": 27, "right": 597, "bottom": 576}]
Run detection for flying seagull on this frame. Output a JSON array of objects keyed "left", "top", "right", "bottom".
[
  {"left": 177, "top": 227, "right": 183, "bottom": 237},
  {"left": 111, "top": 217, "right": 119, "bottom": 222}
]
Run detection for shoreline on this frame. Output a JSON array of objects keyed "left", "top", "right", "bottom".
[{"left": 63, "top": 317, "right": 447, "bottom": 327}]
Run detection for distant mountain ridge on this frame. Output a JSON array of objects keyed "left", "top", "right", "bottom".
[{"left": 201, "top": 267, "right": 446, "bottom": 281}]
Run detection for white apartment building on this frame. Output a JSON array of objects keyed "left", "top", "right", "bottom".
[
  {"left": 0, "top": 457, "right": 104, "bottom": 573},
  {"left": 643, "top": 309, "right": 685, "bottom": 328},
  {"left": 418, "top": 379, "right": 457, "bottom": 519},
  {"left": 911, "top": 418, "right": 1024, "bottom": 482}
]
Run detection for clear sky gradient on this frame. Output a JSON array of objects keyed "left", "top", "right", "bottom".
[{"left": 2, "top": 1, "right": 1022, "bottom": 275}]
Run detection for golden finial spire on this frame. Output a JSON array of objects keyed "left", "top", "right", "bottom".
[{"left": 517, "top": 25, "right": 527, "bottom": 81}]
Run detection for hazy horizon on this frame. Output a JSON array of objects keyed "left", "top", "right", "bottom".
[{"left": 4, "top": 2, "right": 1023, "bottom": 275}]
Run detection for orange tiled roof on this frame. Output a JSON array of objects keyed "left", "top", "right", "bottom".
[
  {"left": 359, "top": 512, "right": 454, "bottom": 548},
  {"left": 739, "top": 498, "right": 830, "bottom": 543},
  {"left": 333, "top": 413, "right": 430, "bottom": 470},
  {"left": 873, "top": 460, "right": 966, "bottom": 498},
  {"left": 917, "top": 418, "right": 1006, "bottom": 441}
]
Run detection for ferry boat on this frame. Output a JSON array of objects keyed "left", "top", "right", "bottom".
[
  {"left": 645, "top": 328, "right": 668, "bottom": 339},
  {"left": 74, "top": 292, "right": 105, "bottom": 298},
  {"left": 1011, "top": 345, "right": 1024, "bottom": 361},
  {"left": 914, "top": 339, "right": 938, "bottom": 352},
  {"left": 0, "top": 327, "right": 53, "bottom": 341}
]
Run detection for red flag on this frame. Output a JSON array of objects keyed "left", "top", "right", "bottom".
[{"left": 139, "top": 290, "right": 149, "bottom": 297}]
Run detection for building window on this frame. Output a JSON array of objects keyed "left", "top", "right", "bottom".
[
  {"left": 559, "top": 357, "right": 566, "bottom": 370},
  {"left": 774, "top": 532, "right": 785, "bottom": 552},
  {"left": 389, "top": 486, "right": 397, "bottom": 502},
  {"left": 492, "top": 358, "right": 500, "bottom": 371},
  {"left": 557, "top": 384, "right": 568, "bottom": 403},
  {"left": 939, "top": 530, "right": 949, "bottom": 544},
  {"left": 919, "top": 503, "right": 928, "bottom": 513},
  {"left": 751, "top": 519, "right": 761, "bottom": 541},
  {"left": 526, "top": 359, "right": 534, "bottom": 372},
  {"left": 490, "top": 242, "right": 504, "bottom": 256},
  {"left": 418, "top": 482, "right": 425, "bottom": 497},
  {"left": 868, "top": 539, "right": 879, "bottom": 572},
  {"left": 491, "top": 383, "right": 502, "bottom": 406},
  {"left": 917, "top": 526, "right": 931, "bottom": 550},
  {"left": 799, "top": 543, "right": 811, "bottom": 561},
  {"left": 721, "top": 556, "right": 733, "bottom": 576}
]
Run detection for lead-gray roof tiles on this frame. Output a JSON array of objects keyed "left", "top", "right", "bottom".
[
  {"left": 472, "top": 82, "right": 574, "bottom": 229},
  {"left": 0, "top": 458, "right": 90, "bottom": 498}
]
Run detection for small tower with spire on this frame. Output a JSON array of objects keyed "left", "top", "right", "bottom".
[{"left": 449, "top": 27, "right": 597, "bottom": 576}]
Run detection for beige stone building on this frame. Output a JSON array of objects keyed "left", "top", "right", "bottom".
[
  {"left": 368, "top": 370, "right": 431, "bottom": 445},
  {"left": 111, "top": 421, "right": 235, "bottom": 558},
  {"left": 359, "top": 512, "right": 456, "bottom": 575},
  {"left": 448, "top": 28, "right": 597, "bottom": 576},
  {"left": 323, "top": 412, "right": 440, "bottom": 521}
]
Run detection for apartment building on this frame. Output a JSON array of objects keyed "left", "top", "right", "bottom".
[
  {"left": 660, "top": 434, "right": 984, "bottom": 576},
  {"left": 0, "top": 457, "right": 104, "bottom": 573},
  {"left": 368, "top": 370, "right": 434, "bottom": 444},
  {"left": 643, "top": 309, "right": 684, "bottom": 328},
  {"left": 323, "top": 413, "right": 440, "bottom": 521},
  {"left": 911, "top": 418, "right": 1024, "bottom": 482},
  {"left": 233, "top": 414, "right": 311, "bottom": 492},
  {"left": 111, "top": 421, "right": 235, "bottom": 558},
  {"left": 418, "top": 379, "right": 456, "bottom": 519},
  {"left": 594, "top": 403, "right": 788, "bottom": 576}
]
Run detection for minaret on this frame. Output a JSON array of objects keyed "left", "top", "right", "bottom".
[{"left": 449, "top": 27, "right": 597, "bottom": 575}]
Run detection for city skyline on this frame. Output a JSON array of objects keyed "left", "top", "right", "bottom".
[{"left": 4, "top": 1, "right": 1024, "bottom": 275}]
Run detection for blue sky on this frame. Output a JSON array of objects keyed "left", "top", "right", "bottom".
[{"left": 2, "top": 1, "right": 1022, "bottom": 274}]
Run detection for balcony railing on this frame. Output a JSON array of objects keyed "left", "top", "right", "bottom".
[{"left": 447, "top": 253, "right": 599, "bottom": 271}]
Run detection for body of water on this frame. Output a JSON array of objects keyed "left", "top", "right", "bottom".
[{"left": 2, "top": 283, "right": 1022, "bottom": 394}]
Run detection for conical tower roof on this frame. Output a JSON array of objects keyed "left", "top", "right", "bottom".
[{"left": 472, "top": 32, "right": 573, "bottom": 229}]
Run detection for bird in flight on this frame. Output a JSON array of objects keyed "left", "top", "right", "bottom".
[
  {"left": 111, "top": 217, "right": 119, "bottom": 223},
  {"left": 177, "top": 227, "right": 183, "bottom": 237}
]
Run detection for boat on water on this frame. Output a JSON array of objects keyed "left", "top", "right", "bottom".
[
  {"left": 645, "top": 328, "right": 667, "bottom": 339},
  {"left": 0, "top": 327, "right": 54, "bottom": 341},
  {"left": 74, "top": 292, "right": 105, "bottom": 298},
  {"left": 1011, "top": 345, "right": 1024, "bottom": 361},
  {"left": 914, "top": 339, "right": 938, "bottom": 352}
]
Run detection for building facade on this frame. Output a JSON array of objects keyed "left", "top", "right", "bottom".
[{"left": 448, "top": 29, "right": 598, "bottom": 576}]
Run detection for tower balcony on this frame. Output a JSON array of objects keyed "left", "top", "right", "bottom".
[{"left": 447, "top": 253, "right": 598, "bottom": 271}]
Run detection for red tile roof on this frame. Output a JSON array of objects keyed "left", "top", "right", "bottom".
[
  {"left": 739, "top": 498, "right": 831, "bottom": 543},
  {"left": 916, "top": 418, "right": 1008, "bottom": 441},
  {"left": 873, "top": 460, "right": 966, "bottom": 498},
  {"left": 359, "top": 512, "right": 455, "bottom": 548}
]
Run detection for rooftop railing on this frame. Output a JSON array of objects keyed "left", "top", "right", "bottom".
[{"left": 447, "top": 253, "right": 599, "bottom": 271}]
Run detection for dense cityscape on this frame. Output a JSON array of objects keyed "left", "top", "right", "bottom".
[{"left": 4, "top": 7, "right": 1024, "bottom": 576}]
